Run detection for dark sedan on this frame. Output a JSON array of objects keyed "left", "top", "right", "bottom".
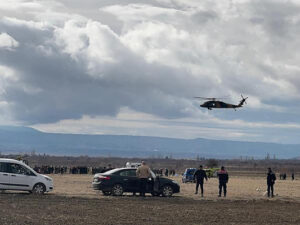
[{"left": 92, "top": 168, "right": 180, "bottom": 197}]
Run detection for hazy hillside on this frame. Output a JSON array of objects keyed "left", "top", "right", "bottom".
[{"left": 0, "top": 126, "right": 299, "bottom": 159}]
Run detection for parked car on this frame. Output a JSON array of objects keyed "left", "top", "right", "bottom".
[
  {"left": 182, "top": 168, "right": 196, "bottom": 183},
  {"left": 0, "top": 158, "right": 53, "bottom": 194},
  {"left": 92, "top": 168, "right": 180, "bottom": 197}
]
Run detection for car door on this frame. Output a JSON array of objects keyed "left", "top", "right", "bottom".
[
  {"left": 0, "top": 162, "right": 10, "bottom": 189},
  {"left": 119, "top": 169, "right": 139, "bottom": 192},
  {"left": 7, "top": 163, "right": 36, "bottom": 190},
  {"left": 146, "top": 171, "right": 156, "bottom": 193}
]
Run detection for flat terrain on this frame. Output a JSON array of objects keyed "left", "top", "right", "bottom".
[
  {"left": 50, "top": 174, "right": 300, "bottom": 201},
  {"left": 1, "top": 174, "right": 300, "bottom": 225}
]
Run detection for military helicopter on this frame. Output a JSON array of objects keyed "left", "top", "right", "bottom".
[{"left": 194, "top": 95, "right": 248, "bottom": 110}]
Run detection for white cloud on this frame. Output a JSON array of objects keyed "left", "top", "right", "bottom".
[
  {"left": 0, "top": 0, "right": 43, "bottom": 11},
  {"left": 0, "top": 32, "right": 19, "bottom": 50},
  {"left": 0, "top": 65, "right": 17, "bottom": 80},
  {"left": 1, "top": 0, "right": 300, "bottom": 144}
]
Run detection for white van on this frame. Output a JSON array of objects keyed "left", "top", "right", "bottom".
[{"left": 0, "top": 158, "right": 53, "bottom": 194}]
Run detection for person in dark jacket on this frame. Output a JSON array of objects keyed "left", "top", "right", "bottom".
[
  {"left": 217, "top": 166, "right": 229, "bottom": 197},
  {"left": 267, "top": 168, "right": 276, "bottom": 197},
  {"left": 193, "top": 165, "right": 208, "bottom": 197}
]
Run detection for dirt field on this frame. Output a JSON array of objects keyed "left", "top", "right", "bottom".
[
  {"left": 1, "top": 174, "right": 300, "bottom": 225},
  {"left": 49, "top": 174, "right": 300, "bottom": 201}
]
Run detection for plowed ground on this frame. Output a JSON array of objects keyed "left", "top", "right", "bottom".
[{"left": 1, "top": 174, "right": 300, "bottom": 225}]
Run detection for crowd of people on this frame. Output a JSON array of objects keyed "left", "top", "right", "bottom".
[
  {"left": 32, "top": 164, "right": 176, "bottom": 176},
  {"left": 152, "top": 168, "right": 176, "bottom": 177},
  {"left": 33, "top": 165, "right": 115, "bottom": 175}
]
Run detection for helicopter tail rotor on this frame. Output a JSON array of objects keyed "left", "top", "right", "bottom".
[
  {"left": 239, "top": 94, "right": 248, "bottom": 106},
  {"left": 241, "top": 94, "right": 248, "bottom": 103}
]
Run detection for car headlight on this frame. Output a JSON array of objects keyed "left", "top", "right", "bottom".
[{"left": 172, "top": 180, "right": 178, "bottom": 184}]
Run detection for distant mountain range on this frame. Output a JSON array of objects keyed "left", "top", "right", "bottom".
[{"left": 0, "top": 126, "right": 299, "bottom": 159}]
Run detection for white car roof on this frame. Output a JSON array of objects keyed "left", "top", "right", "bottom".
[
  {"left": 0, "top": 158, "right": 24, "bottom": 164},
  {"left": 0, "top": 158, "right": 37, "bottom": 174}
]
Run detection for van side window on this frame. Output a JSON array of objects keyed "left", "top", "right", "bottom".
[
  {"left": 0, "top": 162, "right": 9, "bottom": 173},
  {"left": 9, "top": 163, "right": 34, "bottom": 175}
]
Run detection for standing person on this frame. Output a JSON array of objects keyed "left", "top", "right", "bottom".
[
  {"left": 267, "top": 168, "right": 276, "bottom": 198},
  {"left": 136, "top": 161, "right": 151, "bottom": 197},
  {"left": 292, "top": 173, "right": 295, "bottom": 181},
  {"left": 193, "top": 165, "right": 208, "bottom": 197},
  {"left": 165, "top": 168, "right": 169, "bottom": 177},
  {"left": 217, "top": 166, "right": 229, "bottom": 197}
]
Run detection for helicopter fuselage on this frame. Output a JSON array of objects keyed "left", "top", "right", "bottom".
[{"left": 200, "top": 100, "right": 240, "bottom": 110}]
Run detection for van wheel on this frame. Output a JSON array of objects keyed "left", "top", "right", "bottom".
[
  {"left": 111, "top": 184, "right": 123, "bottom": 196},
  {"left": 32, "top": 183, "right": 46, "bottom": 195},
  {"left": 162, "top": 185, "right": 173, "bottom": 197}
]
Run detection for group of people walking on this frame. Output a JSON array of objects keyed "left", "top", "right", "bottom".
[{"left": 193, "top": 165, "right": 278, "bottom": 198}]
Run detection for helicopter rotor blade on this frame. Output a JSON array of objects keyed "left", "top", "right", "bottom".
[
  {"left": 194, "top": 96, "right": 229, "bottom": 101},
  {"left": 194, "top": 97, "right": 216, "bottom": 100}
]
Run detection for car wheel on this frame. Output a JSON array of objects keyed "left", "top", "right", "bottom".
[
  {"left": 162, "top": 185, "right": 173, "bottom": 197},
  {"left": 111, "top": 184, "right": 123, "bottom": 196},
  {"left": 102, "top": 191, "right": 111, "bottom": 196},
  {"left": 32, "top": 183, "right": 46, "bottom": 195}
]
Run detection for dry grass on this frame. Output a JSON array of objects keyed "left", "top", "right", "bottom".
[{"left": 49, "top": 174, "right": 300, "bottom": 202}]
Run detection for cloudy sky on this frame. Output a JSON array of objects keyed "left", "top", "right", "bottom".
[{"left": 1, "top": 0, "right": 300, "bottom": 144}]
